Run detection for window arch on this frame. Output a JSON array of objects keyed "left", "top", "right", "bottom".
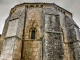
[
  {"left": 31, "top": 30, "right": 35, "bottom": 39},
  {"left": 29, "top": 28, "right": 37, "bottom": 39}
]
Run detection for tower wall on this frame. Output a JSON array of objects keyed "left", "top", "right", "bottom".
[
  {"left": 0, "top": 3, "right": 80, "bottom": 60},
  {"left": 0, "top": 6, "right": 25, "bottom": 60}
]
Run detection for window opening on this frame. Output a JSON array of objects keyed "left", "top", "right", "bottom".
[{"left": 31, "top": 30, "right": 35, "bottom": 39}]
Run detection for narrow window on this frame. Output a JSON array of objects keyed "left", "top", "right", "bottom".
[{"left": 31, "top": 30, "right": 35, "bottom": 39}]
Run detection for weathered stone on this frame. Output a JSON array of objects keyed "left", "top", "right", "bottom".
[{"left": 0, "top": 2, "right": 80, "bottom": 60}]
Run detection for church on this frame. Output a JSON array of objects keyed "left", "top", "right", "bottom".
[{"left": 0, "top": 2, "right": 80, "bottom": 60}]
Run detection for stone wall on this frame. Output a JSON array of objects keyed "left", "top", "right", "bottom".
[
  {"left": 22, "top": 7, "right": 43, "bottom": 60},
  {"left": 0, "top": 3, "right": 80, "bottom": 60},
  {"left": 0, "top": 6, "right": 25, "bottom": 60},
  {"left": 22, "top": 40, "right": 42, "bottom": 60},
  {"left": 43, "top": 8, "right": 64, "bottom": 60}
]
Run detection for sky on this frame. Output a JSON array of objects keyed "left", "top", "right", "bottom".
[{"left": 0, "top": 0, "right": 80, "bottom": 34}]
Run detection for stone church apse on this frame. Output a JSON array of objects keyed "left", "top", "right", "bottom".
[{"left": 0, "top": 3, "right": 80, "bottom": 60}]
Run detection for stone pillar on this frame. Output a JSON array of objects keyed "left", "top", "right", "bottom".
[{"left": 0, "top": 6, "right": 25, "bottom": 60}]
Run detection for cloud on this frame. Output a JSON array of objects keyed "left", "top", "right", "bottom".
[{"left": 0, "top": 0, "right": 4, "bottom": 3}]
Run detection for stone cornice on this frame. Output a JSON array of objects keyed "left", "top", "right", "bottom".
[{"left": 9, "top": 2, "right": 72, "bottom": 17}]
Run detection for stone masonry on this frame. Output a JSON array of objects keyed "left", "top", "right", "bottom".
[{"left": 0, "top": 2, "right": 80, "bottom": 60}]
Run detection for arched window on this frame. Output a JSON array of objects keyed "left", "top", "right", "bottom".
[
  {"left": 29, "top": 28, "right": 36, "bottom": 39},
  {"left": 31, "top": 30, "right": 35, "bottom": 39}
]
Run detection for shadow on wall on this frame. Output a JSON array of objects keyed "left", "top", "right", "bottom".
[{"left": 0, "top": 34, "right": 2, "bottom": 54}]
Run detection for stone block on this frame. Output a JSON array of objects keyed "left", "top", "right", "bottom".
[{"left": 32, "top": 48, "right": 38, "bottom": 51}]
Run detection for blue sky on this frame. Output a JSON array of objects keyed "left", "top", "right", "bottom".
[{"left": 0, "top": 0, "right": 80, "bottom": 34}]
